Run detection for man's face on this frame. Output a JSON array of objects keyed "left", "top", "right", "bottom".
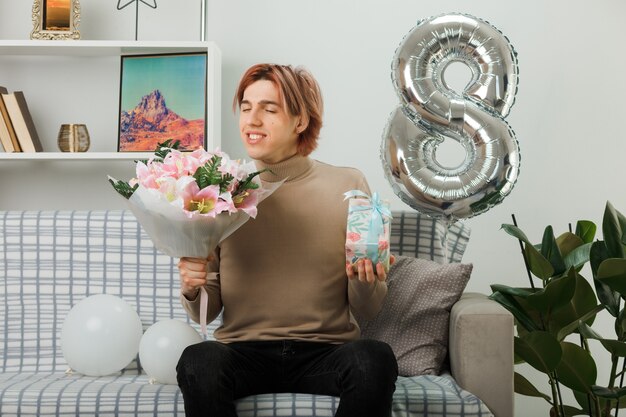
[{"left": 239, "top": 79, "right": 301, "bottom": 164}]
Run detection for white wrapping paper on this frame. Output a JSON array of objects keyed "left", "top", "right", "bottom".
[{"left": 112, "top": 177, "right": 283, "bottom": 335}]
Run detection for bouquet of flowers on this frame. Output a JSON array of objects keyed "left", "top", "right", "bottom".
[{"left": 109, "top": 140, "right": 281, "bottom": 334}]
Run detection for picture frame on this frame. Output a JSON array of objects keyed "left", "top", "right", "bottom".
[
  {"left": 118, "top": 52, "right": 208, "bottom": 152},
  {"left": 31, "top": 0, "right": 81, "bottom": 40}
]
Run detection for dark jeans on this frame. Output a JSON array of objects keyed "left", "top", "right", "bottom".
[{"left": 176, "top": 339, "right": 398, "bottom": 417}]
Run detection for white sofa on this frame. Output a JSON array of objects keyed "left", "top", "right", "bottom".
[{"left": 0, "top": 210, "right": 513, "bottom": 417}]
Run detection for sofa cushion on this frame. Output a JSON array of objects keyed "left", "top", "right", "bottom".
[
  {"left": 389, "top": 211, "right": 470, "bottom": 263},
  {"left": 358, "top": 256, "right": 473, "bottom": 376},
  {"left": 0, "top": 372, "right": 492, "bottom": 417}
]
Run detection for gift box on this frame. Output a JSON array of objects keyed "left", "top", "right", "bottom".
[{"left": 344, "top": 190, "right": 392, "bottom": 273}]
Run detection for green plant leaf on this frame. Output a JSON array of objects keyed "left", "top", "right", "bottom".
[
  {"left": 579, "top": 322, "right": 626, "bottom": 357},
  {"left": 526, "top": 273, "right": 576, "bottom": 314},
  {"left": 563, "top": 243, "right": 592, "bottom": 271},
  {"left": 514, "top": 331, "right": 562, "bottom": 373},
  {"left": 556, "top": 304, "right": 604, "bottom": 342},
  {"left": 551, "top": 405, "right": 589, "bottom": 417},
  {"left": 615, "top": 203, "right": 626, "bottom": 246},
  {"left": 556, "top": 232, "right": 585, "bottom": 259},
  {"left": 489, "top": 291, "right": 540, "bottom": 332},
  {"left": 108, "top": 176, "right": 137, "bottom": 199},
  {"left": 555, "top": 341, "right": 597, "bottom": 393},
  {"left": 577, "top": 321, "right": 604, "bottom": 339},
  {"left": 617, "top": 309, "right": 626, "bottom": 340},
  {"left": 525, "top": 243, "right": 555, "bottom": 280},
  {"left": 549, "top": 270, "right": 599, "bottom": 338},
  {"left": 489, "top": 284, "right": 533, "bottom": 298},
  {"left": 597, "top": 259, "right": 626, "bottom": 297},
  {"left": 591, "top": 385, "right": 626, "bottom": 400},
  {"left": 590, "top": 241, "right": 610, "bottom": 278},
  {"left": 514, "top": 371, "right": 551, "bottom": 401},
  {"left": 603, "top": 201, "right": 626, "bottom": 259},
  {"left": 501, "top": 224, "right": 554, "bottom": 280},
  {"left": 573, "top": 389, "right": 614, "bottom": 414},
  {"left": 152, "top": 139, "right": 181, "bottom": 161},
  {"left": 590, "top": 241, "right": 620, "bottom": 317},
  {"left": 542, "top": 226, "right": 566, "bottom": 276},
  {"left": 501, "top": 223, "right": 532, "bottom": 244},
  {"left": 575, "top": 220, "right": 597, "bottom": 244}
]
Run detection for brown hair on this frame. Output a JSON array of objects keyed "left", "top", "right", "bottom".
[{"left": 233, "top": 63, "right": 323, "bottom": 156}]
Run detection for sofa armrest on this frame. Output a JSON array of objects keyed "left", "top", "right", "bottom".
[{"left": 449, "top": 292, "right": 514, "bottom": 417}]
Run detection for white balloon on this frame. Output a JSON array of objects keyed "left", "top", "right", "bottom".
[
  {"left": 61, "top": 294, "right": 143, "bottom": 376},
  {"left": 139, "top": 319, "right": 203, "bottom": 384}
]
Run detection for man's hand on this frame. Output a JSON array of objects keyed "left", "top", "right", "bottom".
[
  {"left": 178, "top": 257, "right": 210, "bottom": 300},
  {"left": 346, "top": 255, "right": 396, "bottom": 283}
]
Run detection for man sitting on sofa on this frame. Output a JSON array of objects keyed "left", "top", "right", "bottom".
[{"left": 175, "top": 63, "right": 398, "bottom": 417}]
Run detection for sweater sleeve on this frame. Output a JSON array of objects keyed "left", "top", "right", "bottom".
[
  {"left": 346, "top": 172, "right": 388, "bottom": 321},
  {"left": 179, "top": 248, "right": 223, "bottom": 325},
  {"left": 348, "top": 278, "right": 388, "bottom": 321}
]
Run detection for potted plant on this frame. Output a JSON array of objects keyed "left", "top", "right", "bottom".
[{"left": 490, "top": 202, "right": 626, "bottom": 416}]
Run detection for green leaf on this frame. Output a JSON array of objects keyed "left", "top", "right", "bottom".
[
  {"left": 563, "top": 243, "right": 592, "bottom": 271},
  {"left": 108, "top": 176, "right": 138, "bottom": 199},
  {"left": 489, "top": 284, "right": 533, "bottom": 298},
  {"left": 591, "top": 385, "right": 626, "bottom": 400},
  {"left": 542, "top": 226, "right": 566, "bottom": 276},
  {"left": 556, "top": 304, "right": 604, "bottom": 342},
  {"left": 514, "top": 372, "right": 551, "bottom": 401},
  {"left": 577, "top": 321, "right": 604, "bottom": 340},
  {"left": 232, "top": 169, "right": 268, "bottom": 200},
  {"left": 549, "top": 270, "right": 599, "bottom": 338},
  {"left": 579, "top": 322, "right": 626, "bottom": 357},
  {"left": 193, "top": 155, "right": 234, "bottom": 192},
  {"left": 597, "top": 259, "right": 626, "bottom": 297},
  {"left": 514, "top": 331, "right": 562, "bottom": 373},
  {"left": 555, "top": 341, "right": 597, "bottom": 393},
  {"left": 526, "top": 273, "right": 576, "bottom": 314},
  {"left": 152, "top": 139, "right": 181, "bottom": 161},
  {"left": 575, "top": 220, "right": 597, "bottom": 244},
  {"left": 489, "top": 291, "right": 540, "bottom": 332},
  {"left": 590, "top": 241, "right": 620, "bottom": 317},
  {"left": 573, "top": 389, "right": 613, "bottom": 413},
  {"left": 603, "top": 201, "right": 626, "bottom": 259},
  {"left": 617, "top": 309, "right": 626, "bottom": 340},
  {"left": 501, "top": 223, "right": 555, "bottom": 279},
  {"left": 501, "top": 223, "right": 532, "bottom": 243},
  {"left": 590, "top": 241, "right": 610, "bottom": 278},
  {"left": 556, "top": 232, "right": 585, "bottom": 258},
  {"left": 524, "top": 243, "right": 555, "bottom": 280},
  {"left": 552, "top": 405, "right": 589, "bottom": 417}
]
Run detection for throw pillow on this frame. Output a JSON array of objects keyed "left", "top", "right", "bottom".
[
  {"left": 389, "top": 211, "right": 470, "bottom": 263},
  {"left": 357, "top": 255, "right": 473, "bottom": 376}
]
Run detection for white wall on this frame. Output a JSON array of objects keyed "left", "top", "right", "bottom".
[{"left": 2, "top": 1, "right": 626, "bottom": 415}]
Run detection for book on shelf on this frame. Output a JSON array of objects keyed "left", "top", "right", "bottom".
[
  {"left": 0, "top": 91, "right": 43, "bottom": 153},
  {"left": 0, "top": 86, "right": 22, "bottom": 152}
]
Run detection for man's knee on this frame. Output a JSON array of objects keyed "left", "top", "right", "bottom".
[
  {"left": 345, "top": 339, "right": 398, "bottom": 382},
  {"left": 176, "top": 341, "right": 231, "bottom": 386}
]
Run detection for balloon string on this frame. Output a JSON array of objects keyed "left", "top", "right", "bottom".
[{"left": 442, "top": 218, "right": 451, "bottom": 263}]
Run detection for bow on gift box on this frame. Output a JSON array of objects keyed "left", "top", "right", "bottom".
[{"left": 343, "top": 190, "right": 392, "bottom": 264}]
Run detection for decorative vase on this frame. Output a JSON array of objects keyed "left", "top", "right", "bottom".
[{"left": 57, "top": 124, "right": 90, "bottom": 152}]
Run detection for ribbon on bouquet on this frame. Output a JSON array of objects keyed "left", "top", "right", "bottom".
[
  {"left": 343, "top": 190, "right": 392, "bottom": 264},
  {"left": 200, "top": 286, "right": 209, "bottom": 336}
]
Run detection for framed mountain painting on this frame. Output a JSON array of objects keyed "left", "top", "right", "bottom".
[{"left": 118, "top": 52, "right": 208, "bottom": 152}]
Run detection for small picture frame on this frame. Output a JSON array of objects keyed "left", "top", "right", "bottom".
[
  {"left": 31, "top": 0, "right": 81, "bottom": 40},
  {"left": 118, "top": 52, "right": 208, "bottom": 152}
]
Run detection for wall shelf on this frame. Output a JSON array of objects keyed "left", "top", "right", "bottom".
[
  {"left": 0, "top": 40, "right": 221, "bottom": 159},
  {"left": 0, "top": 152, "right": 153, "bottom": 161},
  {"left": 0, "top": 40, "right": 215, "bottom": 57}
]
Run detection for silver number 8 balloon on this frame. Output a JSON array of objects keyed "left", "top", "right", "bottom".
[{"left": 381, "top": 13, "right": 520, "bottom": 222}]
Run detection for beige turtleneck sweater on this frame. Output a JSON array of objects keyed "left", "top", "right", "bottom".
[{"left": 180, "top": 154, "right": 387, "bottom": 343}]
